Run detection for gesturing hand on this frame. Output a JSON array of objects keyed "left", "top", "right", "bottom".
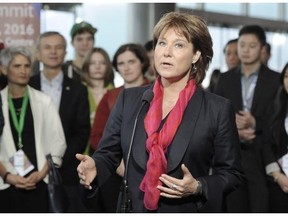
[
  {"left": 76, "top": 153, "right": 97, "bottom": 190},
  {"left": 157, "top": 164, "right": 200, "bottom": 199}
]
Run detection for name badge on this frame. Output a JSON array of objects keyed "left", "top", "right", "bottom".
[
  {"left": 9, "top": 149, "right": 35, "bottom": 176},
  {"left": 14, "top": 150, "right": 25, "bottom": 167}
]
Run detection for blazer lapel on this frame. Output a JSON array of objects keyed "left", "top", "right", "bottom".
[
  {"left": 166, "top": 88, "right": 203, "bottom": 173},
  {"left": 59, "top": 76, "right": 71, "bottom": 116},
  {"left": 131, "top": 99, "right": 151, "bottom": 170},
  {"left": 250, "top": 66, "right": 268, "bottom": 113},
  {"left": 132, "top": 88, "right": 204, "bottom": 173},
  {"left": 232, "top": 68, "right": 243, "bottom": 111}
]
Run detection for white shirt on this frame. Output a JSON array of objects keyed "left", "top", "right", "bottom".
[{"left": 40, "top": 71, "right": 63, "bottom": 111}]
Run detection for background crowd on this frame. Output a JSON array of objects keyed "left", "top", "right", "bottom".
[{"left": 0, "top": 9, "right": 287, "bottom": 213}]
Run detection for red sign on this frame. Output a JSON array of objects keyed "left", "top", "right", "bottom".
[{"left": 0, "top": 3, "right": 41, "bottom": 48}]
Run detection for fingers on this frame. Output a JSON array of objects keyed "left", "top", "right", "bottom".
[
  {"left": 181, "top": 164, "right": 191, "bottom": 176},
  {"left": 236, "top": 111, "right": 255, "bottom": 129},
  {"left": 239, "top": 128, "right": 256, "bottom": 140},
  {"left": 15, "top": 181, "right": 36, "bottom": 189},
  {"left": 157, "top": 185, "right": 182, "bottom": 199},
  {"left": 76, "top": 153, "right": 85, "bottom": 161},
  {"left": 157, "top": 179, "right": 182, "bottom": 199},
  {"left": 159, "top": 164, "right": 191, "bottom": 188},
  {"left": 26, "top": 172, "right": 40, "bottom": 183},
  {"left": 237, "top": 110, "right": 245, "bottom": 115},
  {"left": 159, "top": 174, "right": 183, "bottom": 196},
  {"left": 76, "top": 154, "right": 87, "bottom": 175},
  {"left": 77, "top": 163, "right": 92, "bottom": 190},
  {"left": 159, "top": 173, "right": 181, "bottom": 187},
  {"left": 79, "top": 177, "right": 92, "bottom": 190}
]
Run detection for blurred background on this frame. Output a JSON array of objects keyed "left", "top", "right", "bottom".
[{"left": 1, "top": 2, "right": 288, "bottom": 87}]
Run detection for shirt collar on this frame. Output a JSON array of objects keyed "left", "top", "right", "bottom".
[
  {"left": 240, "top": 66, "right": 260, "bottom": 78},
  {"left": 40, "top": 71, "right": 64, "bottom": 86}
]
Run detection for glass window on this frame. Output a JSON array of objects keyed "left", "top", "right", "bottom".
[
  {"left": 204, "top": 3, "right": 242, "bottom": 15},
  {"left": 80, "top": 3, "right": 129, "bottom": 86},
  {"left": 286, "top": 3, "right": 288, "bottom": 21},
  {"left": 176, "top": 3, "right": 198, "bottom": 9},
  {"left": 40, "top": 10, "right": 74, "bottom": 60},
  {"left": 202, "top": 26, "right": 239, "bottom": 89},
  {"left": 268, "top": 31, "right": 288, "bottom": 73},
  {"left": 279, "top": 33, "right": 288, "bottom": 72},
  {"left": 81, "top": 3, "right": 129, "bottom": 60},
  {"left": 249, "top": 3, "right": 278, "bottom": 20}
]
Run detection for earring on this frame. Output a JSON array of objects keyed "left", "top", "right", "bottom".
[{"left": 192, "top": 63, "right": 197, "bottom": 74}]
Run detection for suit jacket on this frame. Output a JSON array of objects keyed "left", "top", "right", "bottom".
[
  {"left": 62, "top": 61, "right": 82, "bottom": 82},
  {"left": 0, "top": 86, "right": 66, "bottom": 189},
  {"left": 92, "top": 84, "right": 243, "bottom": 212},
  {"left": 215, "top": 65, "right": 280, "bottom": 135},
  {"left": 262, "top": 110, "right": 288, "bottom": 212},
  {"left": 215, "top": 64, "right": 281, "bottom": 211},
  {"left": 29, "top": 74, "right": 90, "bottom": 185},
  {"left": 263, "top": 110, "right": 288, "bottom": 175}
]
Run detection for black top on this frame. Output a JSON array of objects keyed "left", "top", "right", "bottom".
[{"left": 9, "top": 97, "right": 37, "bottom": 172}]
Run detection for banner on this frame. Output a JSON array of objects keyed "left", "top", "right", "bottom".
[{"left": 0, "top": 3, "right": 41, "bottom": 48}]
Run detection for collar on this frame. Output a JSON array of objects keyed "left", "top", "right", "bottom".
[
  {"left": 240, "top": 66, "right": 260, "bottom": 79},
  {"left": 40, "top": 71, "right": 64, "bottom": 86}
]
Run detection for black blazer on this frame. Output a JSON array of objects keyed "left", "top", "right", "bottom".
[
  {"left": 215, "top": 64, "right": 280, "bottom": 158},
  {"left": 29, "top": 73, "right": 90, "bottom": 185},
  {"left": 92, "top": 85, "right": 243, "bottom": 212},
  {"left": 215, "top": 64, "right": 280, "bottom": 211},
  {"left": 215, "top": 64, "right": 280, "bottom": 136},
  {"left": 263, "top": 119, "right": 288, "bottom": 170}
]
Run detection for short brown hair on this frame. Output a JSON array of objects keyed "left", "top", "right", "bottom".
[
  {"left": 112, "top": 43, "right": 149, "bottom": 75},
  {"left": 153, "top": 12, "right": 213, "bottom": 85}
]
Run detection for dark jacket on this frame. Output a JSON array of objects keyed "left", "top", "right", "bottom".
[
  {"left": 92, "top": 84, "right": 243, "bottom": 212},
  {"left": 215, "top": 64, "right": 281, "bottom": 212},
  {"left": 29, "top": 73, "right": 90, "bottom": 185}
]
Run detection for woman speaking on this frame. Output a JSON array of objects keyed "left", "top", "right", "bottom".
[{"left": 76, "top": 11, "right": 243, "bottom": 213}]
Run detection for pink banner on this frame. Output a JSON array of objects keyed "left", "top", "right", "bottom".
[{"left": 0, "top": 3, "right": 41, "bottom": 48}]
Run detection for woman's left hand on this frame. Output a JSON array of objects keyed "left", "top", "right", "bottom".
[
  {"left": 26, "top": 171, "right": 42, "bottom": 184},
  {"left": 157, "top": 164, "right": 200, "bottom": 199},
  {"left": 24, "top": 163, "right": 49, "bottom": 189}
]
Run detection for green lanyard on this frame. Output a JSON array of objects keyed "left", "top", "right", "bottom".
[{"left": 8, "top": 89, "right": 29, "bottom": 149}]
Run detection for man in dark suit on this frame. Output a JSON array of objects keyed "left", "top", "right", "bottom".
[
  {"left": 215, "top": 25, "right": 281, "bottom": 212},
  {"left": 30, "top": 31, "right": 90, "bottom": 212}
]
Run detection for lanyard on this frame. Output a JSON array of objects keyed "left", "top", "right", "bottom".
[{"left": 8, "top": 89, "right": 29, "bottom": 149}]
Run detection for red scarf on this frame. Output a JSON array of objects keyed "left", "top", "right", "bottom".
[{"left": 139, "top": 77, "right": 197, "bottom": 210}]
